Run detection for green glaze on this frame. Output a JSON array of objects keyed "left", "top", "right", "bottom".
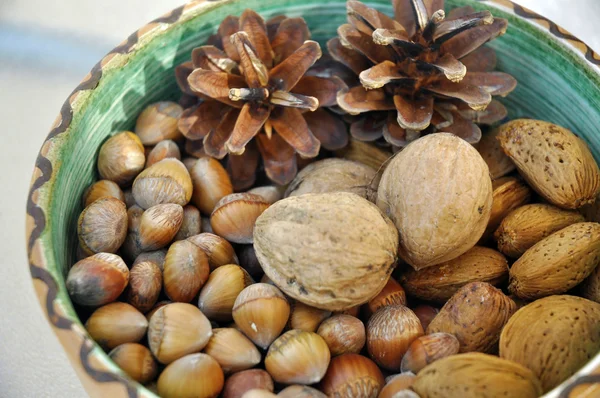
[{"left": 33, "top": 0, "right": 600, "bottom": 396}]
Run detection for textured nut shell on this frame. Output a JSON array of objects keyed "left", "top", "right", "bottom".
[
  {"left": 97, "top": 131, "right": 145, "bottom": 186},
  {"left": 108, "top": 343, "right": 158, "bottom": 384},
  {"left": 320, "top": 353, "right": 385, "bottom": 398},
  {"left": 475, "top": 127, "right": 516, "bottom": 179},
  {"left": 277, "top": 385, "right": 327, "bottom": 398},
  {"left": 365, "top": 277, "right": 406, "bottom": 315},
  {"left": 135, "top": 101, "right": 183, "bottom": 145},
  {"left": 335, "top": 138, "right": 393, "bottom": 171},
  {"left": 499, "top": 295, "right": 600, "bottom": 392},
  {"left": 174, "top": 204, "right": 201, "bottom": 241},
  {"left": 85, "top": 302, "right": 147, "bottom": 350},
  {"left": 83, "top": 180, "right": 126, "bottom": 207},
  {"left": 495, "top": 203, "right": 585, "bottom": 258},
  {"left": 148, "top": 303, "right": 212, "bottom": 364},
  {"left": 248, "top": 186, "right": 283, "bottom": 205},
  {"left": 317, "top": 314, "right": 365, "bottom": 356},
  {"left": 377, "top": 133, "right": 492, "bottom": 270},
  {"left": 400, "top": 246, "right": 508, "bottom": 303},
  {"left": 411, "top": 305, "right": 439, "bottom": 331},
  {"left": 497, "top": 119, "right": 600, "bottom": 209},
  {"left": 163, "top": 240, "right": 210, "bottom": 302},
  {"left": 413, "top": 353, "right": 543, "bottom": 398},
  {"left": 400, "top": 333, "right": 460, "bottom": 373},
  {"left": 582, "top": 265, "right": 600, "bottom": 302},
  {"left": 132, "top": 158, "right": 193, "bottom": 209},
  {"left": 222, "top": 369, "right": 274, "bottom": 398},
  {"left": 508, "top": 222, "right": 600, "bottom": 299},
  {"left": 285, "top": 158, "right": 378, "bottom": 201},
  {"left": 265, "top": 330, "right": 331, "bottom": 384},
  {"left": 191, "top": 157, "right": 234, "bottom": 214},
  {"left": 482, "top": 177, "right": 531, "bottom": 240},
  {"left": 255, "top": 192, "right": 399, "bottom": 311},
  {"left": 366, "top": 305, "right": 424, "bottom": 370},
  {"left": 288, "top": 301, "right": 331, "bottom": 332},
  {"left": 379, "top": 374, "right": 416, "bottom": 398},
  {"left": 78, "top": 197, "right": 127, "bottom": 254},
  {"left": 211, "top": 193, "right": 270, "bottom": 244},
  {"left": 427, "top": 282, "right": 516, "bottom": 353},
  {"left": 203, "top": 328, "right": 261, "bottom": 374},
  {"left": 125, "top": 260, "right": 162, "bottom": 313},
  {"left": 198, "top": 264, "right": 253, "bottom": 322},
  {"left": 139, "top": 203, "right": 183, "bottom": 250},
  {"left": 133, "top": 249, "right": 167, "bottom": 271},
  {"left": 157, "top": 353, "right": 224, "bottom": 398},
  {"left": 146, "top": 139, "right": 181, "bottom": 168},
  {"left": 188, "top": 232, "right": 239, "bottom": 270}
]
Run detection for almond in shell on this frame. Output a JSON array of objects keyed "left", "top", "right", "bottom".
[
  {"left": 508, "top": 222, "right": 600, "bottom": 300},
  {"left": 475, "top": 127, "right": 515, "bottom": 180},
  {"left": 582, "top": 264, "right": 600, "bottom": 303},
  {"left": 481, "top": 176, "right": 531, "bottom": 241},
  {"left": 497, "top": 119, "right": 600, "bottom": 209}
]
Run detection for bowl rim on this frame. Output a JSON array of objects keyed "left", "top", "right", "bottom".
[{"left": 25, "top": 0, "right": 600, "bottom": 396}]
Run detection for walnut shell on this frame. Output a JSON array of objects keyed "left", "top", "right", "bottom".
[
  {"left": 499, "top": 295, "right": 600, "bottom": 392},
  {"left": 254, "top": 192, "right": 399, "bottom": 311},
  {"left": 497, "top": 119, "right": 600, "bottom": 209},
  {"left": 413, "top": 353, "right": 543, "bottom": 398},
  {"left": 377, "top": 133, "right": 492, "bottom": 270},
  {"left": 427, "top": 282, "right": 516, "bottom": 353},
  {"left": 400, "top": 246, "right": 508, "bottom": 303}
]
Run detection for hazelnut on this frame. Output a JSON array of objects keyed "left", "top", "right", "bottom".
[
  {"left": 66, "top": 253, "right": 128, "bottom": 306},
  {"left": 163, "top": 240, "right": 209, "bottom": 302},
  {"left": 157, "top": 353, "right": 224, "bottom": 398},
  {"left": 317, "top": 315, "right": 365, "bottom": 356},
  {"left": 132, "top": 158, "right": 193, "bottom": 209},
  {"left": 77, "top": 197, "right": 127, "bottom": 255},
  {"left": 401, "top": 332, "right": 460, "bottom": 374},
  {"left": 191, "top": 157, "right": 234, "bottom": 214},
  {"left": 211, "top": 193, "right": 270, "bottom": 244},
  {"left": 85, "top": 302, "right": 147, "bottom": 350},
  {"left": 242, "top": 390, "right": 277, "bottom": 398},
  {"left": 222, "top": 369, "right": 274, "bottom": 398},
  {"left": 367, "top": 305, "right": 424, "bottom": 370},
  {"left": 97, "top": 131, "right": 145, "bottom": 186},
  {"left": 365, "top": 277, "right": 406, "bottom": 317},
  {"left": 138, "top": 203, "right": 183, "bottom": 250},
  {"left": 320, "top": 353, "right": 385, "bottom": 398},
  {"left": 145, "top": 139, "right": 181, "bottom": 168},
  {"left": 83, "top": 180, "right": 126, "bottom": 207},
  {"left": 148, "top": 302, "right": 212, "bottom": 364},
  {"left": 108, "top": 343, "right": 158, "bottom": 384},
  {"left": 123, "top": 188, "right": 136, "bottom": 208},
  {"left": 125, "top": 260, "right": 162, "bottom": 313},
  {"left": 278, "top": 385, "right": 327, "bottom": 398},
  {"left": 379, "top": 374, "right": 417, "bottom": 398},
  {"left": 135, "top": 101, "right": 183, "bottom": 145},
  {"left": 248, "top": 185, "right": 283, "bottom": 205},
  {"left": 203, "top": 328, "right": 261, "bottom": 374},
  {"left": 198, "top": 264, "right": 253, "bottom": 322},
  {"left": 411, "top": 305, "right": 439, "bottom": 331},
  {"left": 145, "top": 300, "right": 171, "bottom": 321},
  {"left": 334, "top": 305, "right": 360, "bottom": 318},
  {"left": 174, "top": 204, "right": 201, "bottom": 241},
  {"left": 187, "top": 232, "right": 239, "bottom": 270},
  {"left": 133, "top": 249, "right": 167, "bottom": 271},
  {"left": 182, "top": 156, "right": 198, "bottom": 172},
  {"left": 264, "top": 330, "right": 330, "bottom": 384},
  {"left": 288, "top": 301, "right": 331, "bottom": 332},
  {"left": 232, "top": 283, "right": 290, "bottom": 349}
]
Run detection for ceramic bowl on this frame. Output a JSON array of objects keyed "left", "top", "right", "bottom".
[{"left": 26, "top": 0, "right": 600, "bottom": 396}]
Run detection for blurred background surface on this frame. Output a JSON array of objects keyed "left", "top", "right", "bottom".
[{"left": 0, "top": 0, "right": 598, "bottom": 396}]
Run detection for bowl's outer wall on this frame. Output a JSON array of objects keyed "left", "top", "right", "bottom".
[{"left": 25, "top": 0, "right": 600, "bottom": 396}]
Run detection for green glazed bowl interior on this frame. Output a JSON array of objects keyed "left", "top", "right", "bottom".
[{"left": 27, "top": 0, "right": 600, "bottom": 396}]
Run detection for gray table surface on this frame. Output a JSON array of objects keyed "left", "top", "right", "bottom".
[{"left": 0, "top": 1, "right": 597, "bottom": 397}]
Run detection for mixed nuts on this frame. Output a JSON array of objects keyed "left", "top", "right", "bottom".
[{"left": 65, "top": 0, "right": 600, "bottom": 397}]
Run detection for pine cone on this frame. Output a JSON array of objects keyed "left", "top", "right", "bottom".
[
  {"left": 175, "top": 10, "right": 348, "bottom": 187},
  {"left": 331, "top": 0, "right": 517, "bottom": 147}
]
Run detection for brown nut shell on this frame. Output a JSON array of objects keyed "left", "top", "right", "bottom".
[
  {"left": 157, "top": 353, "right": 224, "bottom": 398},
  {"left": 66, "top": 253, "right": 129, "bottom": 306},
  {"left": 334, "top": 138, "right": 392, "bottom": 171},
  {"left": 191, "top": 157, "right": 234, "bottom": 214},
  {"left": 400, "top": 246, "right": 509, "bottom": 303},
  {"left": 427, "top": 282, "right": 516, "bottom": 353},
  {"left": 400, "top": 332, "right": 460, "bottom": 373},
  {"left": 378, "top": 374, "right": 416, "bottom": 398},
  {"left": 255, "top": 192, "right": 399, "bottom": 311},
  {"left": 135, "top": 101, "right": 183, "bottom": 145},
  {"left": 288, "top": 301, "right": 331, "bottom": 332},
  {"left": 495, "top": 203, "right": 585, "bottom": 258},
  {"left": 320, "top": 353, "right": 385, "bottom": 398},
  {"left": 482, "top": 176, "right": 531, "bottom": 240},
  {"left": 85, "top": 302, "right": 147, "bottom": 350},
  {"left": 265, "top": 330, "right": 330, "bottom": 385},
  {"left": 132, "top": 158, "right": 193, "bottom": 209},
  {"left": 97, "top": 131, "right": 145, "bottom": 186},
  {"left": 365, "top": 277, "right": 406, "bottom": 316},
  {"left": 248, "top": 185, "right": 283, "bottom": 205},
  {"left": 188, "top": 232, "right": 239, "bottom": 270},
  {"left": 277, "top": 385, "right": 326, "bottom": 398},
  {"left": 125, "top": 260, "right": 162, "bottom": 313},
  {"left": 413, "top": 353, "right": 543, "bottom": 398},
  {"left": 163, "top": 240, "right": 210, "bottom": 302},
  {"left": 508, "top": 222, "right": 600, "bottom": 300},
  {"left": 211, "top": 193, "right": 270, "bottom": 244},
  {"left": 138, "top": 203, "right": 183, "bottom": 250},
  {"left": 222, "top": 369, "right": 274, "bottom": 398},
  {"left": 108, "top": 343, "right": 158, "bottom": 384},
  {"left": 500, "top": 295, "right": 600, "bottom": 392},
  {"left": 146, "top": 139, "right": 181, "bottom": 168},
  {"left": 497, "top": 119, "right": 600, "bottom": 209},
  {"left": 83, "top": 180, "right": 126, "bottom": 207},
  {"left": 475, "top": 127, "right": 516, "bottom": 180},
  {"left": 366, "top": 305, "right": 423, "bottom": 370},
  {"left": 317, "top": 314, "right": 365, "bottom": 356},
  {"left": 78, "top": 197, "right": 127, "bottom": 254},
  {"left": 232, "top": 283, "right": 290, "bottom": 349},
  {"left": 174, "top": 204, "right": 201, "bottom": 241},
  {"left": 203, "top": 328, "right": 261, "bottom": 374},
  {"left": 411, "top": 305, "right": 439, "bottom": 331},
  {"left": 133, "top": 249, "right": 167, "bottom": 271},
  {"left": 582, "top": 264, "right": 600, "bottom": 303},
  {"left": 198, "top": 264, "right": 254, "bottom": 322},
  {"left": 148, "top": 302, "right": 212, "bottom": 364}
]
